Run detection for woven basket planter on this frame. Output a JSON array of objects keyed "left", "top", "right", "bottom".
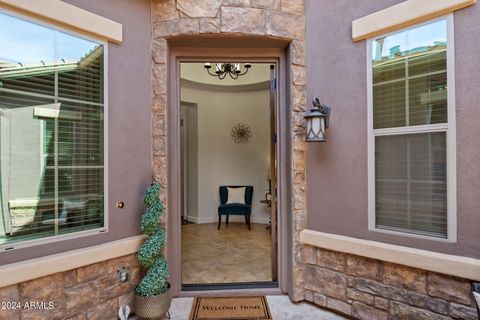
[{"left": 134, "top": 286, "right": 171, "bottom": 320}]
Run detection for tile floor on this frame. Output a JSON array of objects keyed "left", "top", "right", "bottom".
[
  {"left": 181, "top": 222, "right": 272, "bottom": 284},
  {"left": 168, "top": 296, "right": 346, "bottom": 320}
]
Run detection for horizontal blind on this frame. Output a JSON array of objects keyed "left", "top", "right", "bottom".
[
  {"left": 0, "top": 12, "right": 104, "bottom": 245},
  {"left": 375, "top": 133, "right": 447, "bottom": 237},
  {"left": 408, "top": 72, "right": 447, "bottom": 126},
  {"left": 373, "top": 81, "right": 406, "bottom": 128},
  {"left": 371, "top": 18, "right": 449, "bottom": 238},
  {"left": 57, "top": 31, "right": 104, "bottom": 104}
]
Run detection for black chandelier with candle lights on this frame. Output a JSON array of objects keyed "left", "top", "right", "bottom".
[{"left": 204, "top": 62, "right": 252, "bottom": 80}]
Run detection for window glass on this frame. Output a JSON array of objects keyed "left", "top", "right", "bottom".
[
  {"left": 373, "top": 82, "right": 406, "bottom": 128},
  {"left": 0, "top": 14, "right": 55, "bottom": 96},
  {"left": 57, "top": 33, "right": 104, "bottom": 103},
  {"left": 375, "top": 133, "right": 447, "bottom": 237},
  {"left": 371, "top": 19, "right": 450, "bottom": 238},
  {"left": 372, "top": 19, "right": 447, "bottom": 129},
  {"left": 0, "top": 12, "right": 105, "bottom": 246}
]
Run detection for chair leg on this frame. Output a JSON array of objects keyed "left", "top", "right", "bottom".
[
  {"left": 226, "top": 215, "right": 229, "bottom": 224},
  {"left": 247, "top": 215, "right": 251, "bottom": 230},
  {"left": 218, "top": 215, "right": 221, "bottom": 230}
]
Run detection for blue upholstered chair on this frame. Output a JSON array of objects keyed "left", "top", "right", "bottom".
[{"left": 218, "top": 186, "right": 253, "bottom": 230}]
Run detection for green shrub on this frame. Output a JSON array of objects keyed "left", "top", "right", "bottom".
[
  {"left": 135, "top": 182, "right": 169, "bottom": 296},
  {"left": 140, "top": 203, "right": 163, "bottom": 236}
]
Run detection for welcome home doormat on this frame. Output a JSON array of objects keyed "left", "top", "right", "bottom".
[{"left": 189, "top": 296, "right": 272, "bottom": 320}]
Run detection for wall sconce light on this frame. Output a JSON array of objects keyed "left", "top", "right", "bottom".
[{"left": 304, "top": 97, "right": 331, "bottom": 142}]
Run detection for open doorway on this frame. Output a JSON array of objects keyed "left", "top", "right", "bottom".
[{"left": 180, "top": 62, "right": 278, "bottom": 288}]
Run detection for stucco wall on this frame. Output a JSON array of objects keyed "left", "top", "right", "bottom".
[
  {"left": 305, "top": 0, "right": 480, "bottom": 259},
  {"left": 1, "top": 0, "right": 151, "bottom": 264}
]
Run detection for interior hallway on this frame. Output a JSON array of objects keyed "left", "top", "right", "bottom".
[{"left": 181, "top": 222, "right": 271, "bottom": 284}]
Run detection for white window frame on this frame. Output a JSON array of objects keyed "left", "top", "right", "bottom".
[
  {"left": 367, "top": 15, "right": 456, "bottom": 242},
  {"left": 0, "top": 8, "right": 109, "bottom": 251}
]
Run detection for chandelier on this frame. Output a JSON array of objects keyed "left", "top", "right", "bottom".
[{"left": 204, "top": 62, "right": 251, "bottom": 80}]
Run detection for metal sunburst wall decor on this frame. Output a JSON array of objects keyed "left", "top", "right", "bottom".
[{"left": 231, "top": 122, "right": 252, "bottom": 144}]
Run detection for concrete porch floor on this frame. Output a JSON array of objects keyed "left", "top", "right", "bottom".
[{"left": 167, "top": 295, "right": 347, "bottom": 320}]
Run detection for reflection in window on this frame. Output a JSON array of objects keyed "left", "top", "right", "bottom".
[
  {"left": 370, "top": 19, "right": 450, "bottom": 238},
  {"left": 0, "top": 12, "right": 105, "bottom": 246},
  {"left": 372, "top": 19, "right": 447, "bottom": 129}
]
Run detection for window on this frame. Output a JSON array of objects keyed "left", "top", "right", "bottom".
[
  {"left": 367, "top": 17, "right": 455, "bottom": 240},
  {"left": 0, "top": 12, "right": 106, "bottom": 248}
]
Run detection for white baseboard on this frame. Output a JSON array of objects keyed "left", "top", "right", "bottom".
[
  {"left": 184, "top": 215, "right": 201, "bottom": 224},
  {"left": 184, "top": 215, "right": 270, "bottom": 225}
]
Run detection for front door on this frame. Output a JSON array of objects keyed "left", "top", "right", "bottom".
[{"left": 269, "top": 65, "right": 278, "bottom": 282}]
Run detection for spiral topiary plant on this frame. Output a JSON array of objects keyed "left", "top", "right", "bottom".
[{"left": 135, "top": 182, "right": 169, "bottom": 297}]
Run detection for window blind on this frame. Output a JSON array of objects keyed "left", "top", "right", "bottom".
[
  {"left": 0, "top": 12, "right": 105, "bottom": 246},
  {"left": 371, "top": 18, "right": 449, "bottom": 238},
  {"left": 375, "top": 133, "right": 447, "bottom": 236}
]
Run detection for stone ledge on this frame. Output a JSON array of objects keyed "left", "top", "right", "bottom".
[
  {"left": 0, "top": 236, "right": 146, "bottom": 288},
  {"left": 352, "top": 0, "right": 476, "bottom": 41},
  {"left": 300, "top": 229, "right": 480, "bottom": 281}
]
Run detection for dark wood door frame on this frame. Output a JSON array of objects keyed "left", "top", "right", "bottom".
[{"left": 167, "top": 39, "right": 291, "bottom": 297}]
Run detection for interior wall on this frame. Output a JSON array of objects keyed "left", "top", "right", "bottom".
[
  {"left": 181, "top": 104, "right": 198, "bottom": 221},
  {"left": 181, "top": 82, "right": 271, "bottom": 224},
  {"left": 305, "top": 0, "right": 480, "bottom": 259}
]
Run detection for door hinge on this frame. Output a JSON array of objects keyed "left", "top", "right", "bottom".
[{"left": 272, "top": 133, "right": 277, "bottom": 144}]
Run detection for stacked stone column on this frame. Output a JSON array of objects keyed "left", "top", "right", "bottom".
[{"left": 150, "top": 0, "right": 307, "bottom": 301}]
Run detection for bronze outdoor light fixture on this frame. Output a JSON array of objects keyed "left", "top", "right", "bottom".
[
  {"left": 304, "top": 97, "right": 331, "bottom": 142},
  {"left": 204, "top": 62, "right": 252, "bottom": 80}
]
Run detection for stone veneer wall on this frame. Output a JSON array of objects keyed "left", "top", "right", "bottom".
[
  {"left": 303, "top": 245, "right": 478, "bottom": 320},
  {"left": 0, "top": 254, "right": 140, "bottom": 320},
  {"left": 150, "top": 0, "right": 307, "bottom": 300}
]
